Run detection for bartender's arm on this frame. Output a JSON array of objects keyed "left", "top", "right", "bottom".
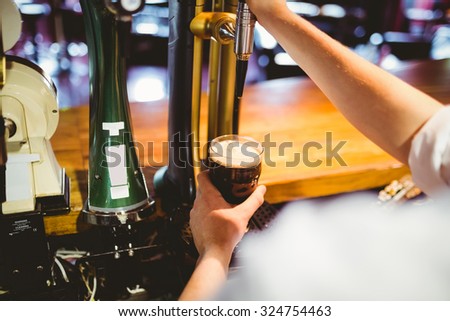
[
  {"left": 180, "top": 0, "right": 449, "bottom": 301},
  {"left": 178, "top": 172, "right": 266, "bottom": 301},
  {"left": 247, "top": 0, "right": 444, "bottom": 164}
]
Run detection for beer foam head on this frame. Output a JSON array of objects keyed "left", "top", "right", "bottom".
[{"left": 209, "top": 138, "right": 263, "bottom": 168}]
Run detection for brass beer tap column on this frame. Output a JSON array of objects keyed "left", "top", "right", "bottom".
[
  {"left": 154, "top": 0, "right": 255, "bottom": 225},
  {"left": 189, "top": 0, "right": 256, "bottom": 138},
  {"left": 190, "top": 1, "right": 238, "bottom": 141},
  {"left": 154, "top": 0, "right": 256, "bottom": 218},
  {"left": 154, "top": 0, "right": 237, "bottom": 213}
]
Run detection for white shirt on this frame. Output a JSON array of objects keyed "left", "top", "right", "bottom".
[
  {"left": 409, "top": 106, "right": 450, "bottom": 198},
  {"left": 217, "top": 106, "right": 450, "bottom": 300}
]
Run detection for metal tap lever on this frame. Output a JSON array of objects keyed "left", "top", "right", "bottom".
[
  {"left": 234, "top": 0, "right": 256, "bottom": 62},
  {"left": 233, "top": 0, "right": 256, "bottom": 133}
]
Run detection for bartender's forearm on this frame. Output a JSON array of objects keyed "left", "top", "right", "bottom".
[
  {"left": 252, "top": 5, "right": 443, "bottom": 164},
  {"left": 178, "top": 248, "right": 231, "bottom": 301}
]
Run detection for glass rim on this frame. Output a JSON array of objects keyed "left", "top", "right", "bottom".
[
  {"left": 208, "top": 134, "right": 263, "bottom": 168},
  {"left": 209, "top": 134, "right": 264, "bottom": 156}
]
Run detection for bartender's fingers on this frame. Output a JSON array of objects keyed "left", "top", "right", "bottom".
[
  {"left": 235, "top": 185, "right": 266, "bottom": 220},
  {"left": 197, "top": 171, "right": 215, "bottom": 193}
]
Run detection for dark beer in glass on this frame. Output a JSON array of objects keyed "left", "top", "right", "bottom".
[{"left": 208, "top": 135, "right": 263, "bottom": 204}]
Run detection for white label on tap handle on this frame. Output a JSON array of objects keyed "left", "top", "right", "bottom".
[
  {"left": 103, "top": 122, "right": 129, "bottom": 200},
  {"left": 105, "top": 144, "right": 129, "bottom": 200}
]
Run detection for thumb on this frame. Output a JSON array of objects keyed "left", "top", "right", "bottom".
[{"left": 235, "top": 185, "right": 267, "bottom": 220}]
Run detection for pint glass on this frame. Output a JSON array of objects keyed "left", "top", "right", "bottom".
[{"left": 208, "top": 134, "right": 263, "bottom": 204}]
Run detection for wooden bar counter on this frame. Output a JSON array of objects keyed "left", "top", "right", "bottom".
[{"left": 46, "top": 58, "right": 450, "bottom": 235}]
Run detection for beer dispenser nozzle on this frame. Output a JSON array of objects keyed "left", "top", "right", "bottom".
[
  {"left": 234, "top": 0, "right": 256, "bottom": 63},
  {"left": 233, "top": 0, "right": 256, "bottom": 133}
]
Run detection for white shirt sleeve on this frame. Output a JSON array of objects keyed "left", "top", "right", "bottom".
[{"left": 408, "top": 106, "right": 450, "bottom": 198}]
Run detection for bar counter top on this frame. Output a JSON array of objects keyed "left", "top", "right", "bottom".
[{"left": 46, "top": 58, "right": 450, "bottom": 235}]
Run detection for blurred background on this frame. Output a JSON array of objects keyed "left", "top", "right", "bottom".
[{"left": 5, "top": 0, "right": 450, "bottom": 109}]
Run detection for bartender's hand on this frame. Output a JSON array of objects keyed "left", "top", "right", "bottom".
[
  {"left": 179, "top": 171, "right": 265, "bottom": 300},
  {"left": 190, "top": 171, "right": 266, "bottom": 259}
]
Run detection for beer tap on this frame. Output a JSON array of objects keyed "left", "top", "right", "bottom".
[
  {"left": 0, "top": 0, "right": 70, "bottom": 216},
  {"left": 153, "top": 0, "right": 257, "bottom": 218},
  {"left": 1, "top": 0, "right": 71, "bottom": 294},
  {"left": 80, "top": 0, "right": 155, "bottom": 226},
  {"left": 155, "top": 1, "right": 257, "bottom": 212},
  {"left": 233, "top": 0, "right": 256, "bottom": 133},
  {"left": 188, "top": 0, "right": 256, "bottom": 139}
]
